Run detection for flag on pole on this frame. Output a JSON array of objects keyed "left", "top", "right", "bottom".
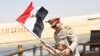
[{"left": 16, "top": 2, "right": 48, "bottom": 38}]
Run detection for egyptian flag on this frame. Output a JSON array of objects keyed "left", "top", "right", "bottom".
[{"left": 16, "top": 2, "right": 48, "bottom": 38}]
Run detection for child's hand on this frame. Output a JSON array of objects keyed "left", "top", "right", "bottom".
[{"left": 62, "top": 48, "right": 70, "bottom": 56}]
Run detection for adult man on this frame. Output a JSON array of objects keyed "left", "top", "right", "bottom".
[{"left": 46, "top": 18, "right": 80, "bottom": 56}]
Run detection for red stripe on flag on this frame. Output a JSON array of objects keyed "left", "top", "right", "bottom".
[{"left": 16, "top": 2, "right": 34, "bottom": 24}]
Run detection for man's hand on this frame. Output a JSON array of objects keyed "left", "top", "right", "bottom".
[{"left": 62, "top": 48, "right": 71, "bottom": 56}]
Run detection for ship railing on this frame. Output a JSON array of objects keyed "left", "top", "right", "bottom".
[
  {"left": 4, "top": 42, "right": 100, "bottom": 56},
  {"left": 3, "top": 44, "right": 54, "bottom": 56}
]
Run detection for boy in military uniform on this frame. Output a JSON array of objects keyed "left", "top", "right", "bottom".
[{"left": 42, "top": 40, "right": 68, "bottom": 56}]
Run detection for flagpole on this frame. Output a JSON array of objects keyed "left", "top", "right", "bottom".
[{"left": 20, "top": 23, "right": 45, "bottom": 44}]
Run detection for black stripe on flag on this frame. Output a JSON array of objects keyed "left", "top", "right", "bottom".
[{"left": 33, "top": 7, "right": 48, "bottom": 38}]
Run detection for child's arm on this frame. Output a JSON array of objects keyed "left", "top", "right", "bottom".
[{"left": 42, "top": 44, "right": 57, "bottom": 53}]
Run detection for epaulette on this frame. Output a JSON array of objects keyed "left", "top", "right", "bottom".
[
  {"left": 64, "top": 26, "right": 71, "bottom": 30},
  {"left": 64, "top": 26, "right": 73, "bottom": 33}
]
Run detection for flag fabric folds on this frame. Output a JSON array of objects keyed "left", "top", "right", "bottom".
[
  {"left": 16, "top": 2, "right": 48, "bottom": 38},
  {"left": 17, "top": 2, "right": 34, "bottom": 24}
]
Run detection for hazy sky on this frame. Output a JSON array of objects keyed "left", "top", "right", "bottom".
[{"left": 0, "top": 0, "right": 100, "bottom": 23}]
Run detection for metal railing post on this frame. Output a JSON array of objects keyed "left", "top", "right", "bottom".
[
  {"left": 40, "top": 46, "right": 43, "bottom": 56},
  {"left": 18, "top": 45, "right": 23, "bottom": 56},
  {"left": 33, "top": 47, "right": 36, "bottom": 56},
  {"left": 48, "top": 51, "right": 51, "bottom": 56}
]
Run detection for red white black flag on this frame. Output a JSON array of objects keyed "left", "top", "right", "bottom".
[{"left": 16, "top": 2, "right": 48, "bottom": 38}]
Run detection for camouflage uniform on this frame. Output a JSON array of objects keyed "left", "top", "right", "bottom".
[{"left": 54, "top": 26, "right": 80, "bottom": 56}]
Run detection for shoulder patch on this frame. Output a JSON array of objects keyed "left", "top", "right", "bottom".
[{"left": 64, "top": 26, "right": 71, "bottom": 30}]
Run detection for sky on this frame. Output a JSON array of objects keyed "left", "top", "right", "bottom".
[{"left": 0, "top": 0, "right": 100, "bottom": 23}]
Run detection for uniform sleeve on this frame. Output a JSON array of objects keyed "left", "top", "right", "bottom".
[{"left": 67, "top": 29, "right": 78, "bottom": 52}]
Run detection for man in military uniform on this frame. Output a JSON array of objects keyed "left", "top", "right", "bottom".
[{"left": 47, "top": 18, "right": 80, "bottom": 56}]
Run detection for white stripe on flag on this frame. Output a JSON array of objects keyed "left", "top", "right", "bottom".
[{"left": 24, "top": 17, "right": 36, "bottom": 32}]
